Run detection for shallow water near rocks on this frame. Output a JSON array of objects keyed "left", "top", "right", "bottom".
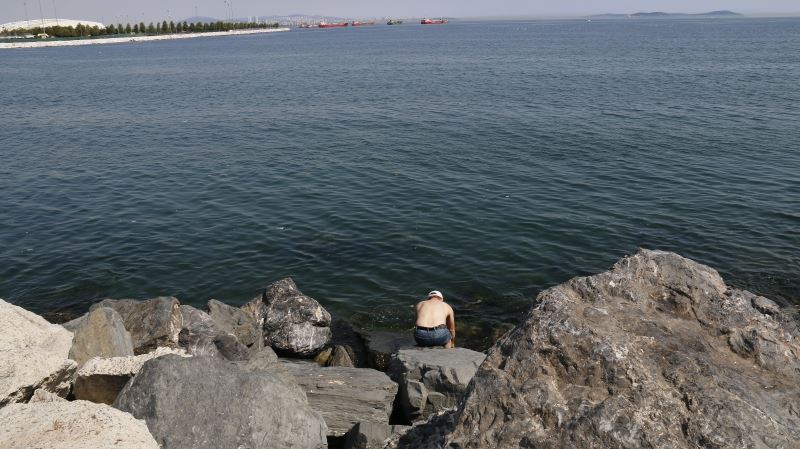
[{"left": 1, "top": 19, "right": 799, "bottom": 349}]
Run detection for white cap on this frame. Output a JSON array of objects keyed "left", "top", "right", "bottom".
[{"left": 427, "top": 290, "right": 443, "bottom": 299}]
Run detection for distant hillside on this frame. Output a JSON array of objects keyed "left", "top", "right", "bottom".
[
  {"left": 592, "top": 10, "right": 742, "bottom": 19},
  {"left": 182, "top": 16, "right": 220, "bottom": 24}
]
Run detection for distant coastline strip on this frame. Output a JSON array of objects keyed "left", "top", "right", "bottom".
[{"left": 0, "top": 27, "right": 290, "bottom": 49}]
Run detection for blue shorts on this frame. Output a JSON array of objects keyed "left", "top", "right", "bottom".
[{"left": 414, "top": 327, "right": 451, "bottom": 347}]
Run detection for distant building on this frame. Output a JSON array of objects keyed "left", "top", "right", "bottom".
[{"left": 0, "top": 18, "right": 106, "bottom": 31}]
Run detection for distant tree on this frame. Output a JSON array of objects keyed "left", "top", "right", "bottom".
[
  {"left": 156, "top": 22, "right": 161, "bottom": 33},
  {"left": 182, "top": 21, "right": 188, "bottom": 32},
  {"left": 168, "top": 21, "right": 175, "bottom": 33},
  {"left": 147, "top": 22, "right": 155, "bottom": 34},
  {"left": 125, "top": 23, "right": 132, "bottom": 34},
  {"left": 106, "top": 24, "right": 116, "bottom": 34},
  {"left": 132, "top": 23, "right": 139, "bottom": 34},
  {"left": 89, "top": 25, "right": 100, "bottom": 36},
  {"left": 117, "top": 23, "right": 123, "bottom": 34},
  {"left": 138, "top": 22, "right": 145, "bottom": 33},
  {"left": 177, "top": 22, "right": 183, "bottom": 32},
  {"left": 162, "top": 20, "right": 168, "bottom": 33}
]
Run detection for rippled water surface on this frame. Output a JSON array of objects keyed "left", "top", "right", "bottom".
[{"left": 2, "top": 19, "right": 799, "bottom": 344}]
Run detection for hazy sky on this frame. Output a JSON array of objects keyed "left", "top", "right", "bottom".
[{"left": 2, "top": 0, "right": 798, "bottom": 24}]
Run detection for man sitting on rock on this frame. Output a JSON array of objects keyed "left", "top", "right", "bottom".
[{"left": 414, "top": 290, "right": 456, "bottom": 348}]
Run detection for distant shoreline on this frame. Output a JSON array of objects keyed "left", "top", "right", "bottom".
[{"left": 0, "top": 27, "right": 290, "bottom": 49}]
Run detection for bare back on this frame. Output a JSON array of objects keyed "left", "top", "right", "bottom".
[{"left": 415, "top": 299, "right": 454, "bottom": 328}]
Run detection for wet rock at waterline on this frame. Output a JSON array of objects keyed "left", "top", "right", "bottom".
[
  {"left": 354, "top": 329, "right": 416, "bottom": 371},
  {"left": 90, "top": 297, "right": 182, "bottom": 354},
  {"left": 0, "top": 299, "right": 76, "bottom": 406},
  {"left": 248, "top": 278, "right": 332, "bottom": 357},
  {"left": 114, "top": 355, "right": 328, "bottom": 449},
  {"left": 444, "top": 249, "right": 800, "bottom": 449}
]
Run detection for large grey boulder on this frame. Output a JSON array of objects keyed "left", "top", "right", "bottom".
[
  {"left": 73, "top": 347, "right": 189, "bottom": 404},
  {"left": 388, "top": 348, "right": 485, "bottom": 423},
  {"left": 248, "top": 278, "right": 332, "bottom": 356},
  {"left": 91, "top": 297, "right": 182, "bottom": 354},
  {"left": 0, "top": 400, "right": 159, "bottom": 449},
  {"left": 114, "top": 355, "right": 327, "bottom": 449},
  {"left": 442, "top": 249, "right": 800, "bottom": 449},
  {"left": 355, "top": 329, "right": 415, "bottom": 371},
  {"left": 67, "top": 307, "right": 134, "bottom": 366},
  {"left": 282, "top": 360, "right": 398, "bottom": 437},
  {"left": 207, "top": 298, "right": 263, "bottom": 350},
  {"left": 0, "top": 299, "right": 76, "bottom": 406},
  {"left": 178, "top": 305, "right": 249, "bottom": 360}
]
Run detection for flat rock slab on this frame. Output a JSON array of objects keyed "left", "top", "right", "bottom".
[
  {"left": 388, "top": 348, "right": 486, "bottom": 423},
  {"left": 115, "top": 355, "right": 327, "bottom": 449},
  {"left": 68, "top": 306, "right": 134, "bottom": 366},
  {"left": 355, "top": 329, "right": 416, "bottom": 371},
  {"left": 282, "top": 360, "right": 399, "bottom": 437},
  {"left": 74, "top": 347, "right": 189, "bottom": 404},
  {"left": 0, "top": 400, "right": 159, "bottom": 449},
  {"left": 0, "top": 299, "right": 76, "bottom": 406},
  {"left": 91, "top": 297, "right": 182, "bottom": 354}
]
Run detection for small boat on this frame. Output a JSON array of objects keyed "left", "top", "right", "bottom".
[
  {"left": 298, "top": 23, "right": 313, "bottom": 29},
  {"left": 387, "top": 19, "right": 403, "bottom": 25},
  {"left": 351, "top": 20, "right": 376, "bottom": 26},
  {"left": 421, "top": 18, "right": 448, "bottom": 25},
  {"left": 318, "top": 22, "right": 349, "bottom": 28}
]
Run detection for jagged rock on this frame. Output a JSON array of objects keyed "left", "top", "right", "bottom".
[
  {"left": 443, "top": 249, "right": 800, "bottom": 449},
  {"left": 91, "top": 297, "right": 182, "bottom": 354},
  {"left": 330, "top": 319, "right": 370, "bottom": 367},
  {"left": 0, "top": 299, "right": 76, "bottom": 406},
  {"left": 73, "top": 347, "right": 189, "bottom": 404},
  {"left": 178, "top": 305, "right": 221, "bottom": 357},
  {"left": 330, "top": 345, "right": 356, "bottom": 367},
  {"left": 0, "top": 400, "right": 159, "bottom": 449},
  {"left": 386, "top": 410, "right": 456, "bottom": 449},
  {"left": 344, "top": 422, "right": 411, "bottom": 449},
  {"left": 178, "top": 305, "right": 249, "bottom": 360},
  {"left": 250, "top": 278, "right": 332, "bottom": 357},
  {"left": 114, "top": 355, "right": 327, "bottom": 449},
  {"left": 355, "top": 329, "right": 416, "bottom": 371},
  {"left": 207, "top": 299, "right": 263, "bottom": 350},
  {"left": 388, "top": 348, "right": 486, "bottom": 423},
  {"left": 29, "top": 388, "right": 67, "bottom": 403},
  {"left": 67, "top": 307, "right": 134, "bottom": 366},
  {"left": 281, "top": 359, "right": 398, "bottom": 437}
]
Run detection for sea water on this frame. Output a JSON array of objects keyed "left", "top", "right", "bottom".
[{"left": 1, "top": 18, "right": 798, "bottom": 346}]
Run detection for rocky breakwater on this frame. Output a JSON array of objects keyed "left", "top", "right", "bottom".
[{"left": 392, "top": 249, "right": 800, "bottom": 449}]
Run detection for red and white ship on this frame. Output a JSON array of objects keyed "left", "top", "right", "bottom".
[
  {"left": 318, "top": 22, "right": 349, "bottom": 28},
  {"left": 351, "top": 20, "right": 376, "bottom": 26},
  {"left": 421, "top": 18, "right": 448, "bottom": 25}
]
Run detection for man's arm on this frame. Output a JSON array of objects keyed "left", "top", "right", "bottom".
[{"left": 446, "top": 305, "right": 456, "bottom": 347}]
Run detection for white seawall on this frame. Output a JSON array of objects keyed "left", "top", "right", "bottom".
[{"left": 0, "top": 28, "right": 290, "bottom": 49}]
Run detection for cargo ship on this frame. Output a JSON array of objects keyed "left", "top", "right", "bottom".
[
  {"left": 318, "top": 22, "right": 349, "bottom": 28},
  {"left": 421, "top": 18, "right": 448, "bottom": 25},
  {"left": 351, "top": 20, "right": 376, "bottom": 26},
  {"left": 387, "top": 19, "right": 403, "bottom": 25}
]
